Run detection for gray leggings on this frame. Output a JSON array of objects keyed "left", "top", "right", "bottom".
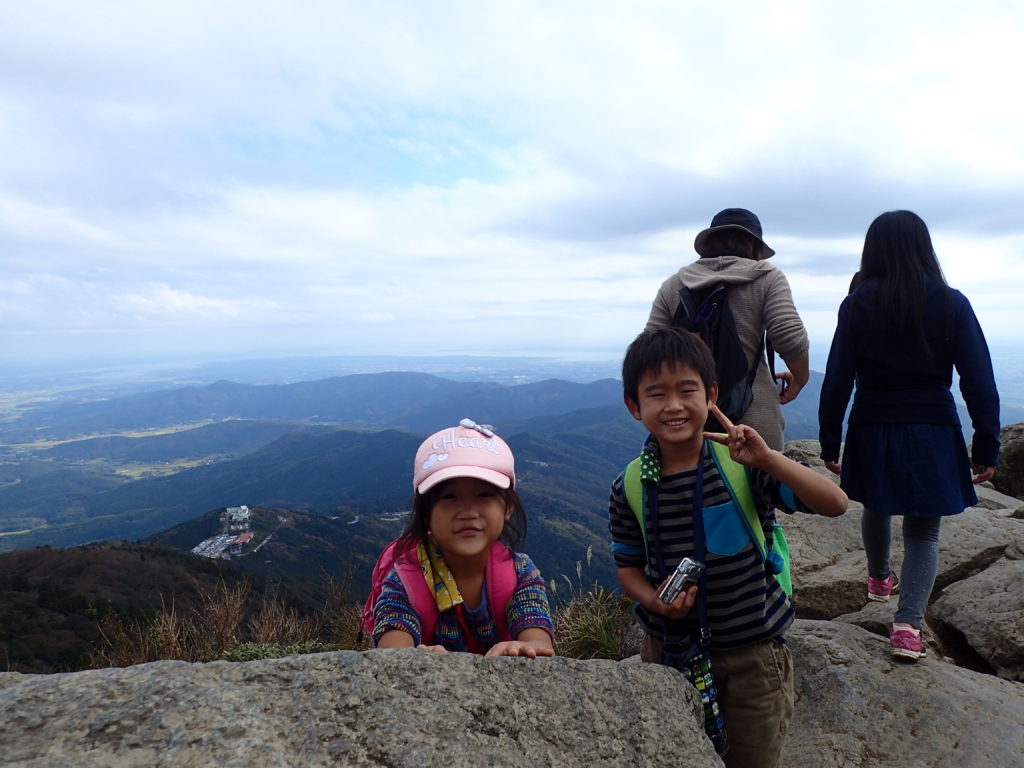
[{"left": 861, "top": 509, "right": 942, "bottom": 628}]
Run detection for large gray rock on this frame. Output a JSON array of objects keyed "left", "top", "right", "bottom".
[
  {"left": 785, "top": 620, "right": 1024, "bottom": 768},
  {"left": 992, "top": 423, "right": 1024, "bottom": 500},
  {"left": 931, "top": 557, "right": 1024, "bottom": 681},
  {"left": 3, "top": 626, "right": 1023, "bottom": 768},
  {"left": 0, "top": 651, "right": 721, "bottom": 768}
]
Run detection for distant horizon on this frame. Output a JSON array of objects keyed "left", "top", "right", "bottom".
[{"left": 4, "top": 345, "right": 1024, "bottom": 409}]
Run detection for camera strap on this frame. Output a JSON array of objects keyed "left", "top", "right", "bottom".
[{"left": 649, "top": 440, "right": 710, "bottom": 648}]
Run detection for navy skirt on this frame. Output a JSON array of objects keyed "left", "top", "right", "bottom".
[{"left": 840, "top": 422, "right": 977, "bottom": 517}]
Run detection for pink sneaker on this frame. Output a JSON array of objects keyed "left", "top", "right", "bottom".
[
  {"left": 867, "top": 571, "right": 899, "bottom": 602},
  {"left": 890, "top": 626, "right": 926, "bottom": 660}
]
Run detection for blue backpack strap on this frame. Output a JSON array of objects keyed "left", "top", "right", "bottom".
[{"left": 706, "top": 438, "right": 792, "bottom": 595}]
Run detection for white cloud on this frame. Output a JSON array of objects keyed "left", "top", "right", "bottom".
[{"left": 1, "top": 1, "right": 1023, "bottom": 366}]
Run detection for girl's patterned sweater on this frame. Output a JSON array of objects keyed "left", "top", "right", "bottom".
[{"left": 372, "top": 552, "right": 554, "bottom": 652}]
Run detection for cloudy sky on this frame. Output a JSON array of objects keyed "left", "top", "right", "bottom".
[{"left": 3, "top": 1, "right": 1023, "bottom": 375}]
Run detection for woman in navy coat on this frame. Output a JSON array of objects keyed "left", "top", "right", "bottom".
[{"left": 818, "top": 210, "right": 1000, "bottom": 661}]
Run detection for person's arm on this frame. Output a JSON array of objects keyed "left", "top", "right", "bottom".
[
  {"left": 950, "top": 290, "right": 1000, "bottom": 479},
  {"left": 762, "top": 269, "right": 810, "bottom": 392},
  {"left": 818, "top": 298, "right": 856, "bottom": 469},
  {"left": 372, "top": 568, "right": 425, "bottom": 648},
  {"left": 376, "top": 629, "right": 416, "bottom": 648},
  {"left": 706, "top": 404, "right": 847, "bottom": 518},
  {"left": 609, "top": 477, "right": 697, "bottom": 619},
  {"left": 644, "top": 278, "right": 676, "bottom": 330},
  {"left": 777, "top": 353, "right": 809, "bottom": 404},
  {"left": 493, "top": 554, "right": 556, "bottom": 657}
]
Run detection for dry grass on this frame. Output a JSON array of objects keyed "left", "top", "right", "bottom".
[
  {"left": 553, "top": 584, "right": 635, "bottom": 660},
  {"left": 548, "top": 547, "right": 636, "bottom": 660},
  {"left": 92, "top": 554, "right": 636, "bottom": 665},
  {"left": 91, "top": 579, "right": 328, "bottom": 667}
]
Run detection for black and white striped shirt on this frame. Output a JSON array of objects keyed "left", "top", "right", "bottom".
[{"left": 608, "top": 451, "right": 810, "bottom": 649}]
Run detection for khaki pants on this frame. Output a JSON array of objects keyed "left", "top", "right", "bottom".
[{"left": 642, "top": 633, "right": 795, "bottom": 768}]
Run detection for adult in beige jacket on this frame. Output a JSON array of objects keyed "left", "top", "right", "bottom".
[{"left": 645, "top": 208, "right": 809, "bottom": 451}]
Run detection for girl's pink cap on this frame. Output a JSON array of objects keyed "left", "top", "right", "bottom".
[{"left": 413, "top": 419, "right": 515, "bottom": 494}]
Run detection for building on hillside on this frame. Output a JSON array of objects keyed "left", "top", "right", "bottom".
[
  {"left": 227, "top": 531, "right": 254, "bottom": 555},
  {"left": 227, "top": 505, "right": 250, "bottom": 523}
]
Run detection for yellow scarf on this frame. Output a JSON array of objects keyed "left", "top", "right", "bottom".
[{"left": 416, "top": 536, "right": 463, "bottom": 612}]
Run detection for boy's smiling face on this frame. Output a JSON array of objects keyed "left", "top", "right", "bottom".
[{"left": 626, "top": 362, "right": 718, "bottom": 458}]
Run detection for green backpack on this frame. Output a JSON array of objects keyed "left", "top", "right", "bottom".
[{"left": 622, "top": 439, "right": 792, "bottom": 595}]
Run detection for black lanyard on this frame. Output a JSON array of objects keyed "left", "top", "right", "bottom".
[{"left": 648, "top": 441, "right": 710, "bottom": 646}]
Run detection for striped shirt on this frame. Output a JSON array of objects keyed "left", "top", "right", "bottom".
[
  {"left": 372, "top": 552, "right": 554, "bottom": 652},
  {"left": 608, "top": 451, "right": 812, "bottom": 649}
]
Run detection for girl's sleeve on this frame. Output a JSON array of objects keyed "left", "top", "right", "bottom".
[
  {"left": 372, "top": 567, "right": 422, "bottom": 646},
  {"left": 951, "top": 290, "right": 1001, "bottom": 467},
  {"left": 507, "top": 554, "right": 555, "bottom": 639},
  {"left": 818, "top": 297, "right": 857, "bottom": 462},
  {"left": 608, "top": 473, "right": 646, "bottom": 569}
]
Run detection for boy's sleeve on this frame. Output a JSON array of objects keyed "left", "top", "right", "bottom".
[
  {"left": 372, "top": 567, "right": 422, "bottom": 646},
  {"left": 507, "top": 553, "right": 555, "bottom": 639},
  {"left": 608, "top": 473, "right": 646, "bottom": 569},
  {"left": 751, "top": 467, "right": 815, "bottom": 517}
]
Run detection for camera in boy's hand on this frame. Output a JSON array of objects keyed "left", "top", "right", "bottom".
[{"left": 658, "top": 557, "right": 705, "bottom": 604}]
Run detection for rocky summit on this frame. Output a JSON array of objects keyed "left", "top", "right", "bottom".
[
  {"left": 2, "top": 622, "right": 1023, "bottom": 768},
  {"left": 2, "top": 437, "right": 1023, "bottom": 767}
]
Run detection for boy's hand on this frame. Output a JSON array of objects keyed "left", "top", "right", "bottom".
[
  {"left": 646, "top": 581, "right": 697, "bottom": 620},
  {"left": 704, "top": 403, "right": 774, "bottom": 470}
]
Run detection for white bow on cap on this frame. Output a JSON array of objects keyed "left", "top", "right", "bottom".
[{"left": 459, "top": 418, "right": 495, "bottom": 437}]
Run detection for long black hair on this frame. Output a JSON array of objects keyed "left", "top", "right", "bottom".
[{"left": 858, "top": 210, "right": 946, "bottom": 351}]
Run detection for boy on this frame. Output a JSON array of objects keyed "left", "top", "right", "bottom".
[{"left": 609, "top": 328, "right": 847, "bottom": 768}]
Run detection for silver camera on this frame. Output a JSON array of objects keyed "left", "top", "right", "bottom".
[{"left": 658, "top": 557, "right": 705, "bottom": 604}]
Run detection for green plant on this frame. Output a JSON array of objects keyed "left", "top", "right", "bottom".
[
  {"left": 553, "top": 584, "right": 634, "bottom": 660},
  {"left": 549, "top": 546, "right": 635, "bottom": 660}
]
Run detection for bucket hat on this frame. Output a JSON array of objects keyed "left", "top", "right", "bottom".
[{"left": 693, "top": 208, "right": 775, "bottom": 258}]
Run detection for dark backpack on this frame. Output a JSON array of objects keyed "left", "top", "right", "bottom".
[{"left": 671, "top": 283, "right": 775, "bottom": 432}]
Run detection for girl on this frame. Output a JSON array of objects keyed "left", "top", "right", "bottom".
[
  {"left": 373, "top": 418, "right": 555, "bottom": 657},
  {"left": 819, "top": 211, "right": 1000, "bottom": 661}
]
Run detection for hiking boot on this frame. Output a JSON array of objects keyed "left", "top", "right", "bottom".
[
  {"left": 867, "top": 571, "right": 899, "bottom": 602},
  {"left": 890, "top": 625, "right": 926, "bottom": 661}
]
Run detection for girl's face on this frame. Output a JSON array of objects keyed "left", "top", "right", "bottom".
[{"left": 428, "top": 477, "right": 511, "bottom": 563}]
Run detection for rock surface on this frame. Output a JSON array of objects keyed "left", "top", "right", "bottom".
[
  {"left": 993, "top": 423, "right": 1024, "bottom": 500},
  {"left": 779, "top": 448, "right": 1024, "bottom": 681},
  {"left": 0, "top": 651, "right": 719, "bottom": 768},
  {"left": 3, "top": 624, "right": 1023, "bottom": 768},
  {"left": 785, "top": 620, "right": 1024, "bottom": 768}
]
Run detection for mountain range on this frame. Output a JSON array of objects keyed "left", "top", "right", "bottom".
[{"left": 1, "top": 366, "right": 1018, "bottom": 589}]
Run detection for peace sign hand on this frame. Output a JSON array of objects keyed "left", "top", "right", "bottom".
[{"left": 703, "top": 403, "right": 775, "bottom": 470}]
